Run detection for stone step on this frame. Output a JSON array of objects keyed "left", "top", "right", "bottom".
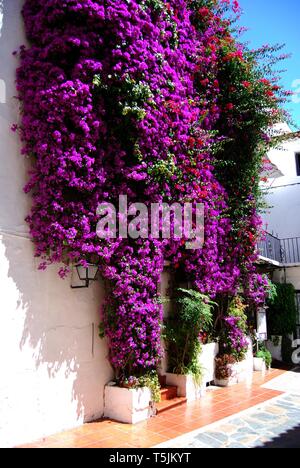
[
  {"left": 160, "top": 385, "right": 177, "bottom": 401},
  {"left": 156, "top": 396, "right": 187, "bottom": 414}
]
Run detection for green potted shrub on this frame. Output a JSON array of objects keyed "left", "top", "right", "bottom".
[
  {"left": 164, "top": 289, "right": 215, "bottom": 400},
  {"left": 254, "top": 348, "right": 272, "bottom": 371}
]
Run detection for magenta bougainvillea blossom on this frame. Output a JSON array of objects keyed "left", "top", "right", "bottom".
[{"left": 17, "top": 0, "right": 284, "bottom": 377}]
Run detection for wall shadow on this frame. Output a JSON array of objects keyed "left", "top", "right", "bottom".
[{"left": 0, "top": 0, "right": 113, "bottom": 447}]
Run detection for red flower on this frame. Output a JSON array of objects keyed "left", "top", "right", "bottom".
[
  {"left": 225, "top": 103, "right": 234, "bottom": 111},
  {"left": 198, "top": 7, "right": 210, "bottom": 17},
  {"left": 242, "top": 81, "right": 251, "bottom": 89}
]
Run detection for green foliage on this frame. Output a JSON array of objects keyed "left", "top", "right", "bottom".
[
  {"left": 164, "top": 289, "right": 215, "bottom": 382},
  {"left": 267, "top": 283, "right": 297, "bottom": 335},
  {"left": 281, "top": 334, "right": 294, "bottom": 365},
  {"left": 265, "top": 278, "right": 278, "bottom": 303},
  {"left": 220, "top": 297, "right": 249, "bottom": 362},
  {"left": 227, "top": 297, "right": 248, "bottom": 333},
  {"left": 139, "top": 372, "right": 161, "bottom": 403},
  {"left": 118, "top": 371, "right": 161, "bottom": 403},
  {"left": 256, "top": 347, "right": 272, "bottom": 368}
]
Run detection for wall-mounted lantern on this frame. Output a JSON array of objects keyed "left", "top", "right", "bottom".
[{"left": 71, "top": 264, "right": 99, "bottom": 289}]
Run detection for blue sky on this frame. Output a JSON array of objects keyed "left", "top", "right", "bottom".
[{"left": 238, "top": 0, "right": 300, "bottom": 129}]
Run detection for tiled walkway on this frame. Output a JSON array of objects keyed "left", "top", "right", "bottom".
[
  {"left": 18, "top": 369, "right": 285, "bottom": 448},
  {"left": 156, "top": 392, "right": 300, "bottom": 448}
]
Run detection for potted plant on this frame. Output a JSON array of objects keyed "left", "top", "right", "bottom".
[
  {"left": 104, "top": 371, "right": 161, "bottom": 424},
  {"left": 254, "top": 348, "right": 272, "bottom": 372},
  {"left": 216, "top": 297, "right": 254, "bottom": 385},
  {"left": 214, "top": 354, "right": 237, "bottom": 387},
  {"left": 253, "top": 335, "right": 272, "bottom": 372},
  {"left": 164, "top": 289, "right": 215, "bottom": 400}
]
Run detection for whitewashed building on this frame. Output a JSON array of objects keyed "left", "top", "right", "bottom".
[{"left": 260, "top": 123, "right": 300, "bottom": 338}]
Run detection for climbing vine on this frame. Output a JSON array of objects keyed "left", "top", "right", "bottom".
[{"left": 17, "top": 0, "right": 286, "bottom": 380}]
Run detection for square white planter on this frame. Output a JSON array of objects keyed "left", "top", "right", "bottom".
[
  {"left": 199, "top": 342, "right": 219, "bottom": 384},
  {"left": 214, "top": 337, "right": 254, "bottom": 387},
  {"left": 253, "top": 357, "right": 266, "bottom": 372},
  {"left": 214, "top": 360, "right": 252, "bottom": 387},
  {"left": 166, "top": 373, "right": 206, "bottom": 401},
  {"left": 266, "top": 336, "right": 282, "bottom": 362},
  {"left": 104, "top": 384, "right": 152, "bottom": 424}
]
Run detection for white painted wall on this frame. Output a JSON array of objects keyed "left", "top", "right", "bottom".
[
  {"left": 262, "top": 124, "right": 300, "bottom": 239},
  {"left": 0, "top": 1, "right": 113, "bottom": 448},
  {"left": 273, "top": 268, "right": 300, "bottom": 291}
]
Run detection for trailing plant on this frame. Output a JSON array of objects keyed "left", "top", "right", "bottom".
[
  {"left": 267, "top": 283, "right": 297, "bottom": 336},
  {"left": 164, "top": 289, "right": 215, "bottom": 382},
  {"left": 220, "top": 297, "right": 249, "bottom": 361},
  {"left": 17, "top": 0, "right": 287, "bottom": 382},
  {"left": 215, "top": 354, "right": 236, "bottom": 380},
  {"left": 118, "top": 371, "right": 161, "bottom": 403}
]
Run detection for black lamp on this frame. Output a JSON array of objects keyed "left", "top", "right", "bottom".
[{"left": 71, "top": 264, "right": 99, "bottom": 289}]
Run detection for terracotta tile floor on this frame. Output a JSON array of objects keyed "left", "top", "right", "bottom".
[{"left": 18, "top": 369, "right": 285, "bottom": 449}]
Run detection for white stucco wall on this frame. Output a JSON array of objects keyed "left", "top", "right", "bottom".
[
  {"left": 273, "top": 268, "right": 300, "bottom": 291},
  {"left": 0, "top": 0, "right": 113, "bottom": 448},
  {"left": 262, "top": 177, "right": 300, "bottom": 238},
  {"left": 262, "top": 124, "right": 300, "bottom": 239}
]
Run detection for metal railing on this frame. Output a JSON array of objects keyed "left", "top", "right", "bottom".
[
  {"left": 281, "top": 237, "right": 300, "bottom": 264},
  {"left": 258, "top": 234, "right": 300, "bottom": 264},
  {"left": 258, "top": 233, "right": 283, "bottom": 263}
]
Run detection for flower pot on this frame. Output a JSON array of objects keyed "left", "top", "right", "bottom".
[
  {"left": 198, "top": 342, "right": 219, "bottom": 384},
  {"left": 104, "top": 383, "right": 152, "bottom": 424},
  {"left": 214, "top": 359, "right": 254, "bottom": 387},
  {"left": 214, "top": 378, "right": 231, "bottom": 387},
  {"left": 166, "top": 373, "right": 206, "bottom": 401},
  {"left": 253, "top": 357, "right": 266, "bottom": 372}
]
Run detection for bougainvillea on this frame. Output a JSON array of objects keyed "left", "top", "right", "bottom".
[{"left": 16, "top": 0, "right": 286, "bottom": 378}]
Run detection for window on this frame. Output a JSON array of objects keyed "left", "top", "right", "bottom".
[{"left": 296, "top": 153, "right": 300, "bottom": 176}]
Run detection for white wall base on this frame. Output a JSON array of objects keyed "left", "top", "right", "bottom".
[
  {"left": 165, "top": 373, "right": 206, "bottom": 401},
  {"left": 266, "top": 336, "right": 283, "bottom": 362},
  {"left": 104, "top": 384, "right": 152, "bottom": 424}
]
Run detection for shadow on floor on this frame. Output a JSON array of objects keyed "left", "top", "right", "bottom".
[{"left": 260, "top": 424, "right": 300, "bottom": 449}]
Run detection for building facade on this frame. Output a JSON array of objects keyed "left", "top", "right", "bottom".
[{"left": 261, "top": 123, "right": 300, "bottom": 338}]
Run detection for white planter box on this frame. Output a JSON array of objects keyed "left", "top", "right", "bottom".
[
  {"left": 266, "top": 336, "right": 282, "bottom": 362},
  {"left": 253, "top": 357, "right": 266, "bottom": 372},
  {"left": 199, "top": 342, "right": 219, "bottom": 384},
  {"left": 214, "top": 360, "right": 252, "bottom": 387},
  {"left": 104, "top": 384, "right": 152, "bottom": 424},
  {"left": 166, "top": 373, "right": 206, "bottom": 401},
  {"left": 214, "top": 337, "right": 254, "bottom": 387}
]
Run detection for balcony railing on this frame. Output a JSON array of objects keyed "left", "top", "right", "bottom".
[{"left": 258, "top": 233, "right": 300, "bottom": 264}]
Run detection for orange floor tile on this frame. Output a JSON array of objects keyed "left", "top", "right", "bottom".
[{"left": 18, "top": 368, "right": 286, "bottom": 449}]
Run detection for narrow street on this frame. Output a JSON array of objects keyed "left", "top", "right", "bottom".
[{"left": 18, "top": 368, "right": 300, "bottom": 449}]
